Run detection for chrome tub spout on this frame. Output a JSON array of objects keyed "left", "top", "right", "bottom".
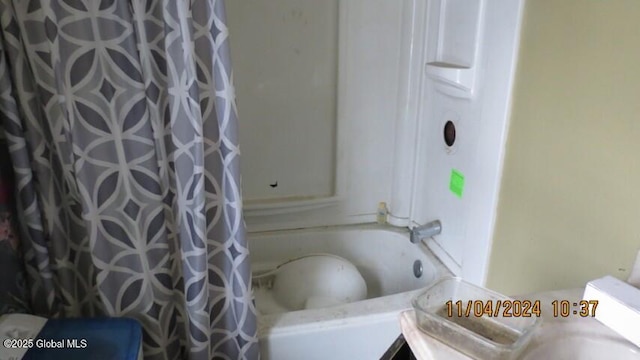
[{"left": 410, "top": 220, "right": 442, "bottom": 243}]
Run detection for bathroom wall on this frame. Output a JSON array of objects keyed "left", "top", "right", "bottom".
[
  {"left": 487, "top": 0, "right": 640, "bottom": 294},
  {"left": 226, "top": 0, "right": 339, "bottom": 202},
  {"left": 226, "top": 1, "right": 407, "bottom": 231}
]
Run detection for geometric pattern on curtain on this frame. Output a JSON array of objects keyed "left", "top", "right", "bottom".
[{"left": 0, "top": 0, "right": 258, "bottom": 359}]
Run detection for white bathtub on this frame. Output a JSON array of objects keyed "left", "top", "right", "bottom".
[{"left": 248, "top": 224, "right": 450, "bottom": 360}]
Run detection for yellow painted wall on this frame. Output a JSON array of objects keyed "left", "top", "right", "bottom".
[{"left": 487, "top": 0, "right": 640, "bottom": 294}]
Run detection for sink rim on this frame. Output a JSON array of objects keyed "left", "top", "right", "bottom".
[{"left": 521, "top": 331, "right": 640, "bottom": 359}]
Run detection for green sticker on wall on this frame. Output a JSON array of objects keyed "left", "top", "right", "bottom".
[{"left": 449, "top": 169, "right": 465, "bottom": 198}]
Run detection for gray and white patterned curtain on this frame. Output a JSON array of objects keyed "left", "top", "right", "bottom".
[{"left": 0, "top": 0, "right": 259, "bottom": 359}]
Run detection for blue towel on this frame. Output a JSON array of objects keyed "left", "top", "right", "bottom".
[{"left": 23, "top": 317, "right": 142, "bottom": 360}]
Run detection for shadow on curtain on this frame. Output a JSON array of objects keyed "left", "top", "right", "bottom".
[{"left": 0, "top": 1, "right": 259, "bottom": 359}]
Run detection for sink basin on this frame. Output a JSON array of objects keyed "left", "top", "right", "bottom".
[{"left": 520, "top": 324, "right": 640, "bottom": 360}]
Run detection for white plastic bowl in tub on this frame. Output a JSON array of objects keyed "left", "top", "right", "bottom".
[{"left": 248, "top": 224, "right": 449, "bottom": 360}]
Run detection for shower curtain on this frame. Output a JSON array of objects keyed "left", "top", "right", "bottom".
[{"left": 0, "top": 1, "right": 259, "bottom": 359}]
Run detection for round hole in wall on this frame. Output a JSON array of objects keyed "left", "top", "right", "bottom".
[{"left": 444, "top": 120, "right": 456, "bottom": 147}]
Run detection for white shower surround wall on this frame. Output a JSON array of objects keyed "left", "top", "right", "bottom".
[
  {"left": 231, "top": 0, "right": 525, "bottom": 285},
  {"left": 249, "top": 225, "right": 450, "bottom": 360}
]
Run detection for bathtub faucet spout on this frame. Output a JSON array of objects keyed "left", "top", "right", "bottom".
[{"left": 410, "top": 220, "right": 442, "bottom": 243}]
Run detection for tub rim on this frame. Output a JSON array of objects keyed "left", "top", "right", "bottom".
[{"left": 249, "top": 223, "right": 452, "bottom": 335}]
